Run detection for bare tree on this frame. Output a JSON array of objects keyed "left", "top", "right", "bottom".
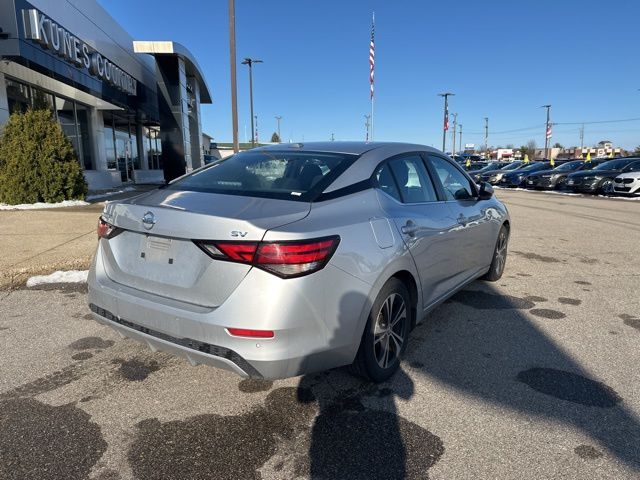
[{"left": 526, "top": 139, "right": 537, "bottom": 159}]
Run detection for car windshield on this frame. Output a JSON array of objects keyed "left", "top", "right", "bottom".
[
  {"left": 501, "top": 162, "right": 522, "bottom": 171},
  {"left": 478, "top": 162, "right": 503, "bottom": 172},
  {"left": 593, "top": 159, "right": 634, "bottom": 171},
  {"left": 520, "top": 162, "right": 547, "bottom": 172},
  {"left": 166, "top": 150, "right": 356, "bottom": 201},
  {"left": 553, "top": 161, "right": 583, "bottom": 171}
]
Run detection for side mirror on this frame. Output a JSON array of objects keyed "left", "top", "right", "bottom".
[{"left": 477, "top": 181, "right": 494, "bottom": 200}]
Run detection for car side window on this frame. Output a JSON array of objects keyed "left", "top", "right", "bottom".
[
  {"left": 624, "top": 161, "right": 640, "bottom": 172},
  {"left": 374, "top": 155, "right": 438, "bottom": 203},
  {"left": 428, "top": 155, "right": 475, "bottom": 201},
  {"left": 374, "top": 163, "right": 402, "bottom": 202}
]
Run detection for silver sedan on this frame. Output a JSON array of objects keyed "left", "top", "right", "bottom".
[{"left": 88, "top": 142, "right": 510, "bottom": 382}]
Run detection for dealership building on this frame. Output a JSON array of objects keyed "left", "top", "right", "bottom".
[{"left": 0, "top": 0, "right": 212, "bottom": 189}]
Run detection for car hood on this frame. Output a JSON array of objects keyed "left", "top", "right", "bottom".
[
  {"left": 568, "top": 169, "right": 618, "bottom": 178},
  {"left": 614, "top": 172, "right": 639, "bottom": 179}
]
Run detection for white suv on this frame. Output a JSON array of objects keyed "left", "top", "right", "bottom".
[{"left": 613, "top": 170, "right": 640, "bottom": 196}]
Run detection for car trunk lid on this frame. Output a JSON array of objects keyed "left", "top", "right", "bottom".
[{"left": 100, "top": 190, "right": 310, "bottom": 307}]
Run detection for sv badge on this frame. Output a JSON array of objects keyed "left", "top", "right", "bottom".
[{"left": 230, "top": 230, "right": 248, "bottom": 238}]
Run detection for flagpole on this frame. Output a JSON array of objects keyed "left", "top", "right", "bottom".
[{"left": 370, "top": 11, "right": 375, "bottom": 142}]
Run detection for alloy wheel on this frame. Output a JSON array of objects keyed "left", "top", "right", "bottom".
[
  {"left": 373, "top": 293, "right": 407, "bottom": 369},
  {"left": 494, "top": 230, "right": 508, "bottom": 275}
]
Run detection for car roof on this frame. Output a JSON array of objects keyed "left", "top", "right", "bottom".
[{"left": 253, "top": 141, "right": 438, "bottom": 156}]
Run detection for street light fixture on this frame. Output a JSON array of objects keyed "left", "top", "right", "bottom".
[
  {"left": 541, "top": 104, "right": 551, "bottom": 159},
  {"left": 241, "top": 57, "right": 263, "bottom": 147},
  {"left": 438, "top": 92, "right": 454, "bottom": 152}
]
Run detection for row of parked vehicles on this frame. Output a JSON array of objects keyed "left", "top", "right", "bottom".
[{"left": 458, "top": 157, "right": 640, "bottom": 196}]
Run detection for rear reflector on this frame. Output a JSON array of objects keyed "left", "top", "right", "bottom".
[
  {"left": 227, "top": 328, "right": 275, "bottom": 338},
  {"left": 194, "top": 236, "right": 340, "bottom": 278}
]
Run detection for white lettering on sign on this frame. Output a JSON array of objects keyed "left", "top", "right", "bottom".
[{"left": 22, "top": 9, "right": 137, "bottom": 96}]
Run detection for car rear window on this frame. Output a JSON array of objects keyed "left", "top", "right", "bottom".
[{"left": 166, "top": 150, "right": 357, "bottom": 201}]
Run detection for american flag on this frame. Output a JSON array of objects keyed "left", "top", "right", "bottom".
[
  {"left": 546, "top": 123, "right": 552, "bottom": 139},
  {"left": 444, "top": 110, "right": 449, "bottom": 131},
  {"left": 369, "top": 15, "right": 375, "bottom": 99}
]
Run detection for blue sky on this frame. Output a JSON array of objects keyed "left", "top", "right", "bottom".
[{"left": 102, "top": 0, "right": 640, "bottom": 150}]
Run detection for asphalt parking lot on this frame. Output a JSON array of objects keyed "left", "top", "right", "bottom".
[{"left": 1, "top": 189, "right": 639, "bottom": 480}]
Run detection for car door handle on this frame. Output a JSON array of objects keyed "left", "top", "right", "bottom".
[{"left": 401, "top": 221, "right": 418, "bottom": 236}]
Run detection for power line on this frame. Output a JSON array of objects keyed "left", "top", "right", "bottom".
[{"left": 554, "top": 117, "right": 640, "bottom": 125}]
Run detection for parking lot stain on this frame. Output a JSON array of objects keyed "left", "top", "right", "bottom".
[
  {"left": 129, "top": 382, "right": 444, "bottom": 480},
  {"left": 0, "top": 326, "right": 9, "bottom": 331},
  {"left": 517, "top": 273, "right": 532, "bottom": 277},
  {"left": 0, "top": 364, "right": 82, "bottom": 400},
  {"left": 511, "top": 251, "right": 560, "bottom": 263},
  {"left": 558, "top": 297, "right": 581, "bottom": 305},
  {"left": 128, "top": 387, "right": 315, "bottom": 480},
  {"left": 409, "top": 361, "right": 425, "bottom": 369},
  {"left": 71, "top": 352, "right": 93, "bottom": 361},
  {"left": 113, "top": 358, "right": 161, "bottom": 382},
  {"left": 516, "top": 368, "right": 622, "bottom": 407},
  {"left": 239, "top": 379, "right": 274, "bottom": 393},
  {"left": 574, "top": 280, "right": 592, "bottom": 285},
  {"left": 619, "top": 314, "right": 640, "bottom": 333},
  {"left": 530, "top": 308, "right": 566, "bottom": 319},
  {"left": 524, "top": 295, "right": 548, "bottom": 302},
  {"left": 0, "top": 398, "right": 107, "bottom": 480},
  {"left": 574, "top": 444, "right": 603, "bottom": 459},
  {"left": 69, "top": 336, "right": 115, "bottom": 350},
  {"left": 452, "top": 290, "right": 535, "bottom": 310}
]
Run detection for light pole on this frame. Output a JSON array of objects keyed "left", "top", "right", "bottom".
[
  {"left": 364, "top": 114, "right": 371, "bottom": 141},
  {"left": 241, "top": 57, "right": 263, "bottom": 147},
  {"left": 228, "top": 0, "right": 239, "bottom": 152},
  {"left": 451, "top": 113, "right": 458, "bottom": 156},
  {"left": 484, "top": 117, "right": 489, "bottom": 158},
  {"left": 541, "top": 104, "right": 551, "bottom": 159},
  {"left": 254, "top": 115, "right": 259, "bottom": 144},
  {"left": 274, "top": 115, "right": 282, "bottom": 142},
  {"left": 438, "top": 92, "right": 454, "bottom": 152}
]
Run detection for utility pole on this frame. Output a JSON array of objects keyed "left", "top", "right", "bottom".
[
  {"left": 579, "top": 124, "right": 584, "bottom": 156},
  {"left": 254, "top": 115, "right": 259, "bottom": 144},
  {"left": 330, "top": 133, "right": 335, "bottom": 141},
  {"left": 364, "top": 114, "right": 371, "bottom": 141},
  {"left": 241, "top": 57, "right": 263, "bottom": 147},
  {"left": 484, "top": 117, "right": 489, "bottom": 158},
  {"left": 438, "top": 92, "right": 454, "bottom": 152},
  {"left": 275, "top": 115, "right": 282, "bottom": 141},
  {"left": 459, "top": 124, "right": 463, "bottom": 154},
  {"left": 228, "top": 0, "right": 239, "bottom": 152},
  {"left": 451, "top": 113, "right": 458, "bottom": 156},
  {"left": 541, "top": 104, "right": 551, "bottom": 160}
]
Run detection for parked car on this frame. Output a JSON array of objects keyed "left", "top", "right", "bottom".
[
  {"left": 88, "top": 142, "right": 510, "bottom": 382},
  {"left": 497, "top": 161, "right": 553, "bottom": 187},
  {"left": 524, "top": 159, "right": 607, "bottom": 190},
  {"left": 480, "top": 161, "right": 525, "bottom": 184},
  {"left": 566, "top": 158, "right": 640, "bottom": 194},
  {"left": 612, "top": 168, "right": 640, "bottom": 196},
  {"left": 468, "top": 162, "right": 510, "bottom": 182}
]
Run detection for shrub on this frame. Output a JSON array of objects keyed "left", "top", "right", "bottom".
[{"left": 0, "top": 109, "right": 87, "bottom": 204}]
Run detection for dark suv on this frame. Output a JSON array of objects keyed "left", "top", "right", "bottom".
[{"left": 565, "top": 158, "right": 640, "bottom": 194}]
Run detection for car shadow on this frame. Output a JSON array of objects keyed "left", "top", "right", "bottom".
[{"left": 297, "top": 283, "right": 640, "bottom": 478}]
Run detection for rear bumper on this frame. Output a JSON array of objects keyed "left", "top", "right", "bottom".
[{"left": 87, "top": 244, "right": 372, "bottom": 379}]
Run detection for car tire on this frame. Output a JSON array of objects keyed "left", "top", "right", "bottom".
[
  {"left": 482, "top": 224, "right": 509, "bottom": 282},
  {"left": 599, "top": 179, "right": 614, "bottom": 195},
  {"left": 351, "top": 278, "right": 412, "bottom": 383}
]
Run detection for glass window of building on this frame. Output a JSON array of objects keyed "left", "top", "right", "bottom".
[
  {"left": 6, "top": 79, "right": 32, "bottom": 114},
  {"left": 74, "top": 103, "right": 93, "bottom": 170},
  {"left": 55, "top": 96, "right": 80, "bottom": 157}
]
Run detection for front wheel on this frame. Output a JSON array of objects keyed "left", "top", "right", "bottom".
[
  {"left": 483, "top": 225, "right": 509, "bottom": 281},
  {"left": 599, "top": 179, "right": 614, "bottom": 195},
  {"left": 351, "top": 278, "right": 412, "bottom": 383}
]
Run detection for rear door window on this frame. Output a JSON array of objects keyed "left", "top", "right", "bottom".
[{"left": 375, "top": 155, "right": 438, "bottom": 203}]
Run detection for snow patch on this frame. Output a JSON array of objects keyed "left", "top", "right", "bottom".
[
  {"left": 0, "top": 200, "right": 89, "bottom": 210},
  {"left": 26, "top": 270, "right": 89, "bottom": 287}
]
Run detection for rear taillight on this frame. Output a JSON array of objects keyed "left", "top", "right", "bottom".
[
  {"left": 226, "top": 328, "right": 275, "bottom": 338},
  {"left": 194, "top": 236, "right": 340, "bottom": 278},
  {"left": 97, "top": 217, "right": 122, "bottom": 239}
]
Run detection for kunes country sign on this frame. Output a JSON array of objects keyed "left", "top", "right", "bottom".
[{"left": 21, "top": 9, "right": 137, "bottom": 95}]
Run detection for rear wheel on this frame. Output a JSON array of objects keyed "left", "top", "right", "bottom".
[
  {"left": 483, "top": 225, "right": 509, "bottom": 281},
  {"left": 351, "top": 278, "right": 412, "bottom": 382}
]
